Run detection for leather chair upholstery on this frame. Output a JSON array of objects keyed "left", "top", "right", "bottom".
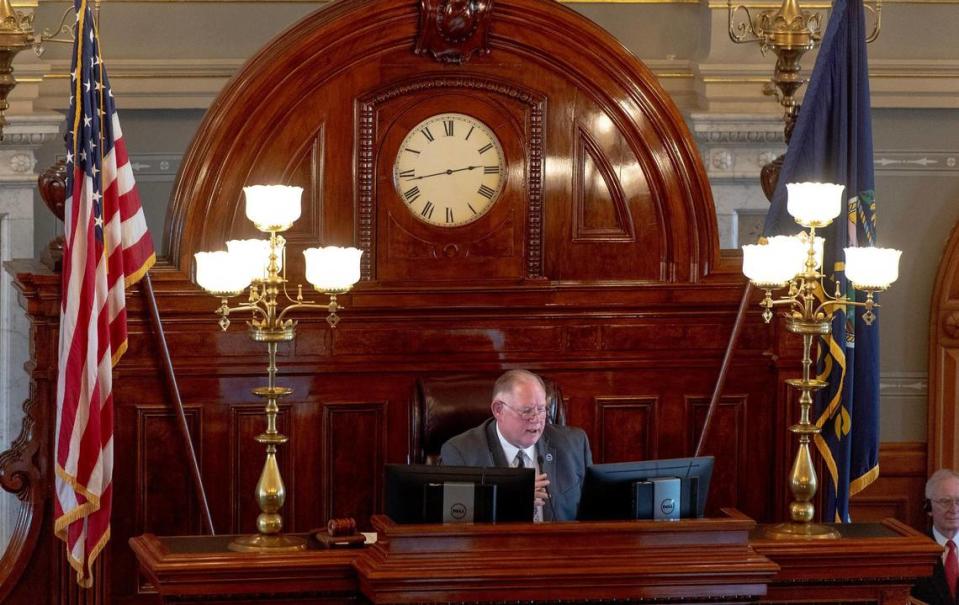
[{"left": 411, "top": 374, "right": 567, "bottom": 464}]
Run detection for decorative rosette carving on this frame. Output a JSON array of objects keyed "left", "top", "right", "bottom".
[{"left": 415, "top": 0, "right": 493, "bottom": 64}]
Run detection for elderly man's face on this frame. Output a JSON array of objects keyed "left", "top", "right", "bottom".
[
  {"left": 930, "top": 475, "right": 959, "bottom": 537},
  {"left": 492, "top": 378, "right": 547, "bottom": 450}
]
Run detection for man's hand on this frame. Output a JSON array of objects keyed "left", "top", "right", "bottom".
[{"left": 534, "top": 472, "right": 550, "bottom": 507}]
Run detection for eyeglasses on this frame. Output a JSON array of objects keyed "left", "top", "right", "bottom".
[
  {"left": 497, "top": 401, "right": 548, "bottom": 421},
  {"left": 932, "top": 498, "right": 959, "bottom": 509}
]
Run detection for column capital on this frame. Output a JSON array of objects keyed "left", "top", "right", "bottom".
[{"left": 0, "top": 113, "right": 62, "bottom": 185}]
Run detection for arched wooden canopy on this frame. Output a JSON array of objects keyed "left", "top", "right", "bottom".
[{"left": 165, "top": 0, "right": 720, "bottom": 284}]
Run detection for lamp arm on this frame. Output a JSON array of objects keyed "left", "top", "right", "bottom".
[
  {"left": 813, "top": 296, "right": 879, "bottom": 318},
  {"left": 33, "top": 5, "right": 75, "bottom": 54},
  {"left": 767, "top": 296, "right": 804, "bottom": 309},
  {"left": 221, "top": 302, "right": 269, "bottom": 321},
  {"left": 275, "top": 300, "right": 337, "bottom": 325},
  {"left": 865, "top": 0, "right": 882, "bottom": 43},
  {"left": 728, "top": 2, "right": 759, "bottom": 44},
  {"left": 280, "top": 282, "right": 315, "bottom": 306}
]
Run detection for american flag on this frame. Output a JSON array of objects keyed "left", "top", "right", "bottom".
[{"left": 54, "top": 0, "right": 155, "bottom": 587}]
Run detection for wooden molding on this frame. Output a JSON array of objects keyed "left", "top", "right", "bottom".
[{"left": 929, "top": 219, "right": 959, "bottom": 475}]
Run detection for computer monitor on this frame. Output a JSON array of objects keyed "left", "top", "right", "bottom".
[
  {"left": 384, "top": 464, "right": 535, "bottom": 524},
  {"left": 576, "top": 456, "right": 714, "bottom": 521}
]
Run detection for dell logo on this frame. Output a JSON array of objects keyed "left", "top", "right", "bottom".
[
  {"left": 450, "top": 502, "right": 467, "bottom": 520},
  {"left": 660, "top": 498, "right": 676, "bottom": 515}
]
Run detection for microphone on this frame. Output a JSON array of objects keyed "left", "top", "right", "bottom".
[{"left": 537, "top": 454, "right": 556, "bottom": 521}]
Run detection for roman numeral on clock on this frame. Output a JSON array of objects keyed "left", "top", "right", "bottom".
[
  {"left": 421, "top": 127, "right": 435, "bottom": 142},
  {"left": 478, "top": 184, "right": 496, "bottom": 199},
  {"left": 478, "top": 143, "right": 493, "bottom": 154},
  {"left": 398, "top": 169, "right": 415, "bottom": 179},
  {"left": 444, "top": 120, "right": 454, "bottom": 137},
  {"left": 403, "top": 186, "right": 421, "bottom": 203},
  {"left": 484, "top": 166, "right": 499, "bottom": 174},
  {"left": 445, "top": 207, "right": 454, "bottom": 223},
  {"left": 421, "top": 201, "right": 435, "bottom": 219},
  {"left": 465, "top": 126, "right": 475, "bottom": 140}
]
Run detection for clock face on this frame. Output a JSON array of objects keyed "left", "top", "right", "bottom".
[{"left": 392, "top": 113, "right": 506, "bottom": 227}]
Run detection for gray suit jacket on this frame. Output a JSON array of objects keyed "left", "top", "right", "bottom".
[{"left": 439, "top": 418, "right": 592, "bottom": 521}]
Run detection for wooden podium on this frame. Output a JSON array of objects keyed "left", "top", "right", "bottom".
[
  {"left": 129, "top": 512, "right": 940, "bottom": 605},
  {"left": 356, "top": 511, "right": 775, "bottom": 603}
]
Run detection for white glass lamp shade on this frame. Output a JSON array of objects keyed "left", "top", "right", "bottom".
[
  {"left": 194, "top": 251, "right": 251, "bottom": 296},
  {"left": 742, "top": 236, "right": 805, "bottom": 288},
  {"left": 243, "top": 185, "right": 302, "bottom": 232},
  {"left": 786, "top": 182, "right": 845, "bottom": 228},
  {"left": 227, "top": 238, "right": 283, "bottom": 283},
  {"left": 303, "top": 246, "right": 363, "bottom": 293},
  {"left": 844, "top": 246, "right": 903, "bottom": 291}
]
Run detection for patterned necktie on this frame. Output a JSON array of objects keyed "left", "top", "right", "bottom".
[
  {"left": 514, "top": 450, "right": 527, "bottom": 468},
  {"left": 947, "top": 540, "right": 958, "bottom": 599},
  {"left": 513, "top": 451, "right": 544, "bottom": 522}
]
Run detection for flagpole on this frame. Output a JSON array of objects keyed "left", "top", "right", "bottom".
[
  {"left": 142, "top": 273, "right": 216, "bottom": 535},
  {"left": 695, "top": 283, "right": 752, "bottom": 458}
]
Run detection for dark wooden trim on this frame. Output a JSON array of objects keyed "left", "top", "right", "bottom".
[{"left": 929, "top": 218, "right": 959, "bottom": 474}]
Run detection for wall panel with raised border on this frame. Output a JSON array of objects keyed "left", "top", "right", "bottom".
[{"left": 851, "top": 442, "right": 927, "bottom": 530}]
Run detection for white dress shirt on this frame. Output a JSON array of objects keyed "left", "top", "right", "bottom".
[
  {"left": 934, "top": 526, "right": 959, "bottom": 563},
  {"left": 495, "top": 424, "right": 538, "bottom": 471},
  {"left": 495, "top": 423, "right": 542, "bottom": 522}
]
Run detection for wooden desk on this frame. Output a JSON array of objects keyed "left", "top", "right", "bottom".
[
  {"left": 752, "top": 518, "right": 942, "bottom": 604},
  {"left": 130, "top": 514, "right": 939, "bottom": 605},
  {"left": 357, "top": 512, "right": 774, "bottom": 603},
  {"left": 129, "top": 533, "right": 358, "bottom": 605}
]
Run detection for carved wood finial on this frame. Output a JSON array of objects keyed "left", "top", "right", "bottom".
[
  {"left": 415, "top": 0, "right": 494, "bottom": 64},
  {"left": 37, "top": 158, "right": 67, "bottom": 272}
]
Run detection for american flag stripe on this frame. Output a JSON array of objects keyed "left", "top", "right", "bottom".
[{"left": 55, "top": 0, "right": 155, "bottom": 587}]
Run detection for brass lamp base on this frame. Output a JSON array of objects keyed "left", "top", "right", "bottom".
[
  {"left": 228, "top": 533, "right": 307, "bottom": 552},
  {"left": 764, "top": 522, "right": 840, "bottom": 540}
]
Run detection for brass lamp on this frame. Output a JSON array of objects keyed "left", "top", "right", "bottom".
[
  {"left": 728, "top": 0, "right": 880, "bottom": 197},
  {"left": 194, "top": 184, "right": 362, "bottom": 552},
  {"left": 0, "top": 0, "right": 33, "bottom": 137},
  {"left": 741, "top": 182, "right": 901, "bottom": 539},
  {"left": 0, "top": 0, "right": 82, "bottom": 139}
]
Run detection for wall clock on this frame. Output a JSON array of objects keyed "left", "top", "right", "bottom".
[{"left": 391, "top": 112, "right": 506, "bottom": 227}]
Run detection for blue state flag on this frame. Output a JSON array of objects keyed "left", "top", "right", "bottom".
[{"left": 763, "top": 0, "right": 878, "bottom": 522}]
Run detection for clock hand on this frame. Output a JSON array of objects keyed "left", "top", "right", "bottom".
[{"left": 408, "top": 165, "right": 480, "bottom": 180}]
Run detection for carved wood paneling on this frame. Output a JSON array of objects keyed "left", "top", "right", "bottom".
[
  {"left": 594, "top": 397, "right": 658, "bottom": 463},
  {"left": 320, "top": 402, "right": 387, "bottom": 524},
  {"left": 573, "top": 126, "right": 633, "bottom": 242},
  {"left": 929, "top": 216, "right": 959, "bottom": 473},
  {"left": 414, "top": 0, "right": 494, "bottom": 65},
  {"left": 689, "top": 395, "right": 747, "bottom": 516},
  {"left": 851, "top": 442, "right": 927, "bottom": 531},
  {"left": 274, "top": 128, "right": 326, "bottom": 248},
  {"left": 136, "top": 407, "right": 203, "bottom": 536}
]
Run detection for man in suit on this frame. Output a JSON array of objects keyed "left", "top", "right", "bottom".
[
  {"left": 440, "top": 369, "right": 592, "bottom": 522},
  {"left": 913, "top": 469, "right": 959, "bottom": 605}
]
